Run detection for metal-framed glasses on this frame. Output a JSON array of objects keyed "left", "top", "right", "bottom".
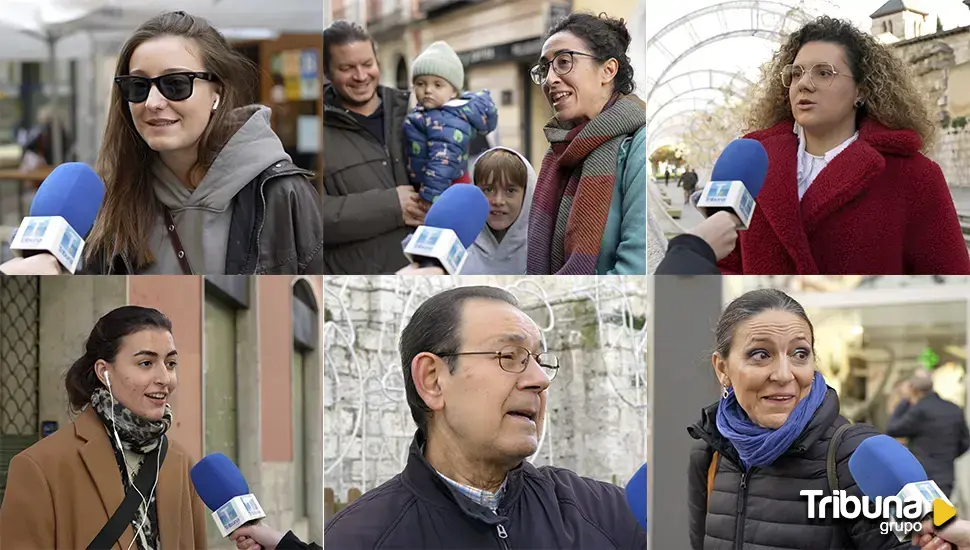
[
  {"left": 530, "top": 51, "right": 601, "bottom": 86},
  {"left": 781, "top": 63, "right": 853, "bottom": 88},
  {"left": 114, "top": 72, "right": 216, "bottom": 103},
  {"left": 439, "top": 345, "right": 560, "bottom": 381}
]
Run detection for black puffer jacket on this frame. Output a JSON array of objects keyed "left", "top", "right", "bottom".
[{"left": 687, "top": 388, "right": 910, "bottom": 550}]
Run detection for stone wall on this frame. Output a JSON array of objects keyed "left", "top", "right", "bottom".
[
  {"left": 932, "top": 126, "right": 970, "bottom": 188},
  {"left": 323, "top": 276, "right": 648, "bottom": 501}
]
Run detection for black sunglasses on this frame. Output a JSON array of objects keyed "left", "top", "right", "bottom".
[{"left": 114, "top": 72, "right": 215, "bottom": 103}]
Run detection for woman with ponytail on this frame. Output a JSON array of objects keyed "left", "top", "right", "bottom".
[
  {"left": 686, "top": 289, "right": 909, "bottom": 549},
  {"left": 0, "top": 306, "right": 206, "bottom": 549}
]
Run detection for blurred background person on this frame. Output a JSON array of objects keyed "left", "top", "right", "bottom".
[
  {"left": 462, "top": 147, "right": 536, "bottom": 275},
  {"left": 83, "top": 11, "right": 323, "bottom": 275},
  {"left": 528, "top": 13, "right": 646, "bottom": 275},
  {"left": 720, "top": 16, "right": 969, "bottom": 275},
  {"left": 0, "top": 306, "right": 206, "bottom": 549},
  {"left": 886, "top": 373, "right": 970, "bottom": 497},
  {"left": 404, "top": 41, "right": 498, "bottom": 204},
  {"left": 322, "top": 20, "right": 419, "bottom": 275},
  {"left": 688, "top": 288, "right": 909, "bottom": 549}
]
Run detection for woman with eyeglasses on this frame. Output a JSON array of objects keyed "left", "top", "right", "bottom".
[
  {"left": 719, "top": 15, "right": 969, "bottom": 275},
  {"left": 527, "top": 12, "right": 647, "bottom": 275},
  {"left": 82, "top": 11, "right": 324, "bottom": 275}
]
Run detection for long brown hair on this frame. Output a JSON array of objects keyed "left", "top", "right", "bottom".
[
  {"left": 743, "top": 16, "right": 936, "bottom": 151},
  {"left": 87, "top": 11, "right": 257, "bottom": 270}
]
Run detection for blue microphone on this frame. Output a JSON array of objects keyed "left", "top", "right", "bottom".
[
  {"left": 9, "top": 162, "right": 105, "bottom": 272},
  {"left": 190, "top": 453, "right": 266, "bottom": 537},
  {"left": 847, "top": 434, "right": 954, "bottom": 541},
  {"left": 625, "top": 463, "right": 647, "bottom": 530},
  {"left": 402, "top": 184, "right": 490, "bottom": 274},
  {"left": 696, "top": 139, "right": 769, "bottom": 229}
]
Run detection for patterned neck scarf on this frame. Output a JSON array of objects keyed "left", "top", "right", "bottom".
[
  {"left": 91, "top": 387, "right": 173, "bottom": 550},
  {"left": 527, "top": 93, "right": 646, "bottom": 274}
]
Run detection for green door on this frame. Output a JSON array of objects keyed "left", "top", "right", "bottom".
[{"left": 204, "top": 297, "right": 237, "bottom": 545}]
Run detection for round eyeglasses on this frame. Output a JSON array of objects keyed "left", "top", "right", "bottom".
[
  {"left": 439, "top": 345, "right": 560, "bottom": 381},
  {"left": 781, "top": 63, "right": 853, "bottom": 89},
  {"left": 114, "top": 72, "right": 215, "bottom": 103},
  {"left": 530, "top": 50, "right": 601, "bottom": 86}
]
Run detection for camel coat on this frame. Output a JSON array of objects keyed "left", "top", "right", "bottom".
[{"left": 0, "top": 407, "right": 206, "bottom": 549}]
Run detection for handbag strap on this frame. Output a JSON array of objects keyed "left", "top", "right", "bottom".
[
  {"left": 163, "top": 210, "right": 194, "bottom": 275},
  {"left": 87, "top": 437, "right": 168, "bottom": 550}
]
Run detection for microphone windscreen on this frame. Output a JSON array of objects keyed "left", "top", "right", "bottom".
[
  {"left": 29, "top": 162, "right": 105, "bottom": 237},
  {"left": 625, "top": 463, "right": 647, "bottom": 530},
  {"left": 190, "top": 453, "right": 251, "bottom": 511},
  {"left": 709, "top": 139, "right": 769, "bottom": 199},
  {"left": 848, "top": 434, "right": 928, "bottom": 498},
  {"left": 423, "top": 184, "right": 490, "bottom": 248}
]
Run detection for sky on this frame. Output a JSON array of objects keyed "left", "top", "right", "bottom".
[{"left": 645, "top": 0, "right": 970, "bottom": 141}]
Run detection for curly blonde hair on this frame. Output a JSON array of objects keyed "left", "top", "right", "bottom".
[{"left": 743, "top": 16, "right": 936, "bottom": 151}]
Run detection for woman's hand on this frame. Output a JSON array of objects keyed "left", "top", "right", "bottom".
[
  {"left": 687, "top": 211, "right": 740, "bottom": 261},
  {"left": 231, "top": 522, "right": 285, "bottom": 550},
  {"left": 914, "top": 519, "right": 970, "bottom": 549},
  {"left": 0, "top": 254, "right": 63, "bottom": 275}
]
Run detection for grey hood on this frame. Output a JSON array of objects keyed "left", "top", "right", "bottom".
[
  {"left": 145, "top": 105, "right": 289, "bottom": 274},
  {"left": 461, "top": 146, "right": 536, "bottom": 275}
]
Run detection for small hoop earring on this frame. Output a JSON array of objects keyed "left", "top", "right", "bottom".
[
  {"left": 721, "top": 386, "right": 730, "bottom": 399},
  {"left": 854, "top": 99, "right": 864, "bottom": 109}
]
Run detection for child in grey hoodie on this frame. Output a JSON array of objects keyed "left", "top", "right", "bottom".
[{"left": 461, "top": 147, "right": 536, "bottom": 275}]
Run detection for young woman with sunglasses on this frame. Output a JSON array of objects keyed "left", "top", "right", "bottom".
[
  {"left": 527, "top": 12, "right": 646, "bottom": 275},
  {"left": 719, "top": 16, "right": 969, "bottom": 275},
  {"left": 83, "top": 11, "right": 323, "bottom": 275}
]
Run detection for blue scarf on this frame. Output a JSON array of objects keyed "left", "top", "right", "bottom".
[{"left": 716, "top": 371, "right": 827, "bottom": 470}]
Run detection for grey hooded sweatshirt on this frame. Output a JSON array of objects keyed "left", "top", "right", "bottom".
[
  {"left": 145, "top": 105, "right": 289, "bottom": 274},
  {"left": 461, "top": 146, "right": 536, "bottom": 275}
]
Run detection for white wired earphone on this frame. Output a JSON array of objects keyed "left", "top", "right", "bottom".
[{"left": 103, "top": 370, "right": 161, "bottom": 550}]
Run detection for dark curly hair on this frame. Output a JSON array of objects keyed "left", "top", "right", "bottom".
[
  {"left": 744, "top": 15, "right": 935, "bottom": 150},
  {"left": 546, "top": 12, "right": 636, "bottom": 95}
]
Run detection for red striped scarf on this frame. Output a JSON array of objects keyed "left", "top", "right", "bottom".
[{"left": 527, "top": 94, "right": 647, "bottom": 274}]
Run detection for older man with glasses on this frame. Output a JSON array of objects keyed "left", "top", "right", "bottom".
[{"left": 323, "top": 285, "right": 645, "bottom": 549}]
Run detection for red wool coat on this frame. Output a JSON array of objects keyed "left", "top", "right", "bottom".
[{"left": 718, "top": 118, "right": 970, "bottom": 275}]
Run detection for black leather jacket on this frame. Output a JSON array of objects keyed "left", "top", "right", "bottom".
[{"left": 82, "top": 160, "right": 323, "bottom": 275}]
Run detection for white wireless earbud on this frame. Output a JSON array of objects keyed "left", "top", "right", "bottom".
[{"left": 212, "top": 95, "right": 220, "bottom": 111}]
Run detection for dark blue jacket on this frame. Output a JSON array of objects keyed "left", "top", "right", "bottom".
[
  {"left": 403, "top": 90, "right": 498, "bottom": 203},
  {"left": 324, "top": 431, "right": 646, "bottom": 549},
  {"left": 886, "top": 392, "right": 970, "bottom": 493}
]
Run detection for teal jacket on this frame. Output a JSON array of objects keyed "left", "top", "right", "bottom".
[{"left": 596, "top": 125, "right": 647, "bottom": 275}]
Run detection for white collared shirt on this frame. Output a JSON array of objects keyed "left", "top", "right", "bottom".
[{"left": 794, "top": 121, "right": 858, "bottom": 201}]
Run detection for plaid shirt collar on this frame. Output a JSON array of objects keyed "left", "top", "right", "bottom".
[
  {"left": 423, "top": 443, "right": 508, "bottom": 512},
  {"left": 436, "top": 470, "right": 508, "bottom": 512}
]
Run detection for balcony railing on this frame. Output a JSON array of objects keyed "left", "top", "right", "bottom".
[{"left": 367, "top": 0, "right": 409, "bottom": 32}]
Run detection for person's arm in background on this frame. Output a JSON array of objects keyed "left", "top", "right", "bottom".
[
  {"left": 905, "top": 158, "right": 970, "bottom": 274},
  {"left": 0, "top": 454, "right": 56, "bottom": 549},
  {"left": 606, "top": 127, "right": 647, "bottom": 275},
  {"left": 885, "top": 399, "right": 923, "bottom": 439},
  {"left": 958, "top": 415, "right": 970, "bottom": 457}
]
